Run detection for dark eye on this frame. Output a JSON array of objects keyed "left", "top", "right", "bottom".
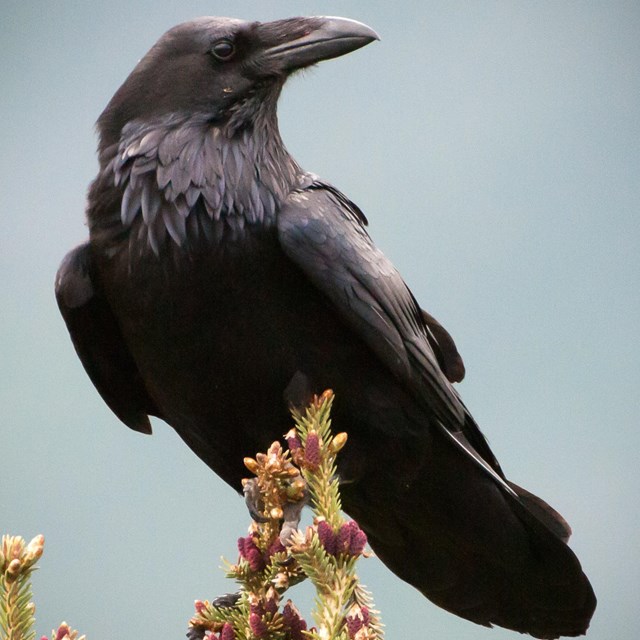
[{"left": 211, "top": 39, "right": 236, "bottom": 61}]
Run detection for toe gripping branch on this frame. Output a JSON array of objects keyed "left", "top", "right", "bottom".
[{"left": 188, "top": 390, "right": 384, "bottom": 640}]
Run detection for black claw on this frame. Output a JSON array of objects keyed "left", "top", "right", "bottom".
[
  {"left": 243, "top": 478, "right": 269, "bottom": 522},
  {"left": 212, "top": 591, "right": 241, "bottom": 608},
  {"left": 186, "top": 627, "right": 206, "bottom": 640}
]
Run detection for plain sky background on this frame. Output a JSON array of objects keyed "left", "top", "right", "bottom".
[{"left": 2, "top": 1, "right": 639, "bottom": 639}]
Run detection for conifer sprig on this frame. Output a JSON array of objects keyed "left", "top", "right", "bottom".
[
  {"left": 0, "top": 535, "right": 85, "bottom": 640},
  {"left": 189, "top": 391, "right": 383, "bottom": 640},
  {"left": 42, "top": 623, "right": 86, "bottom": 640},
  {"left": 1, "top": 534, "right": 43, "bottom": 640}
]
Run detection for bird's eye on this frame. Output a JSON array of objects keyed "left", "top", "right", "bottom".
[{"left": 211, "top": 39, "right": 236, "bottom": 61}]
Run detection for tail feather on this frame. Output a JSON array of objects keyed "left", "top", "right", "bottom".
[
  {"left": 508, "top": 480, "right": 573, "bottom": 544},
  {"left": 341, "top": 425, "right": 596, "bottom": 638}
]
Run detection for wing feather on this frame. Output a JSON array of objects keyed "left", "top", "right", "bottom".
[
  {"left": 277, "top": 183, "right": 463, "bottom": 426},
  {"left": 55, "top": 243, "right": 159, "bottom": 433},
  {"left": 277, "top": 182, "right": 527, "bottom": 494}
]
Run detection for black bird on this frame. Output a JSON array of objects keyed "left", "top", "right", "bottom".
[{"left": 55, "top": 16, "right": 596, "bottom": 638}]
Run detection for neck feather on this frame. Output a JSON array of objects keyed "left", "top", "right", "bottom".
[{"left": 94, "top": 107, "right": 302, "bottom": 255}]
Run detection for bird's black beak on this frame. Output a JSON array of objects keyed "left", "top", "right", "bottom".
[{"left": 262, "top": 16, "right": 379, "bottom": 72}]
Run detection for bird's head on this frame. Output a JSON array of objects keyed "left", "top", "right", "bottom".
[{"left": 98, "top": 16, "right": 378, "bottom": 146}]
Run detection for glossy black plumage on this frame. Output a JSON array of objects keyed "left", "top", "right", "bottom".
[{"left": 56, "top": 16, "right": 595, "bottom": 637}]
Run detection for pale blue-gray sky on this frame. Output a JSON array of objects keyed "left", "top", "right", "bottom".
[{"left": 2, "top": 2, "right": 639, "bottom": 639}]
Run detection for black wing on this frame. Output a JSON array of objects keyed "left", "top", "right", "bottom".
[
  {"left": 277, "top": 184, "right": 597, "bottom": 636},
  {"left": 421, "top": 308, "right": 465, "bottom": 383},
  {"left": 277, "top": 181, "right": 513, "bottom": 493},
  {"left": 55, "top": 243, "right": 159, "bottom": 433}
]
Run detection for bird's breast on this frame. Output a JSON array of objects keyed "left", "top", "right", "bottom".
[
  {"left": 97, "top": 224, "right": 328, "bottom": 432},
  {"left": 93, "top": 200, "right": 432, "bottom": 491}
]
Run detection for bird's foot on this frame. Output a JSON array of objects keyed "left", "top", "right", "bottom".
[
  {"left": 211, "top": 592, "right": 241, "bottom": 608},
  {"left": 242, "top": 477, "right": 270, "bottom": 523},
  {"left": 279, "top": 489, "right": 308, "bottom": 544},
  {"left": 186, "top": 627, "right": 205, "bottom": 640}
]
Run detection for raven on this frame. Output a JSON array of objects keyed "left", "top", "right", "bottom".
[{"left": 56, "top": 16, "right": 595, "bottom": 637}]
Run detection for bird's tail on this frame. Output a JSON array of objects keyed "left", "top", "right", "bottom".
[{"left": 340, "top": 423, "right": 596, "bottom": 638}]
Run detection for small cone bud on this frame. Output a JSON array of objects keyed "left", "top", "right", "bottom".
[
  {"left": 329, "top": 432, "right": 348, "bottom": 453},
  {"left": 282, "top": 600, "right": 308, "bottom": 639},
  {"left": 303, "top": 431, "right": 321, "bottom": 469},
  {"left": 285, "top": 429, "right": 302, "bottom": 452},
  {"left": 23, "top": 534, "right": 44, "bottom": 567},
  {"left": 55, "top": 623, "right": 71, "bottom": 640},
  {"left": 273, "top": 571, "right": 289, "bottom": 589},
  {"left": 270, "top": 506, "right": 284, "bottom": 520},
  {"left": 349, "top": 526, "right": 368, "bottom": 556},
  {"left": 220, "top": 622, "right": 235, "bottom": 640},
  {"left": 244, "top": 457, "right": 259, "bottom": 474},
  {"left": 268, "top": 441, "right": 282, "bottom": 455},
  {"left": 316, "top": 520, "right": 337, "bottom": 555},
  {"left": 286, "top": 478, "right": 306, "bottom": 500},
  {"left": 249, "top": 612, "right": 267, "bottom": 638},
  {"left": 6, "top": 558, "right": 21, "bottom": 579}
]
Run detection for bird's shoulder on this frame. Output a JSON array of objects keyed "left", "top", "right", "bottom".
[
  {"left": 286, "top": 176, "right": 368, "bottom": 225},
  {"left": 278, "top": 178, "right": 467, "bottom": 427}
]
